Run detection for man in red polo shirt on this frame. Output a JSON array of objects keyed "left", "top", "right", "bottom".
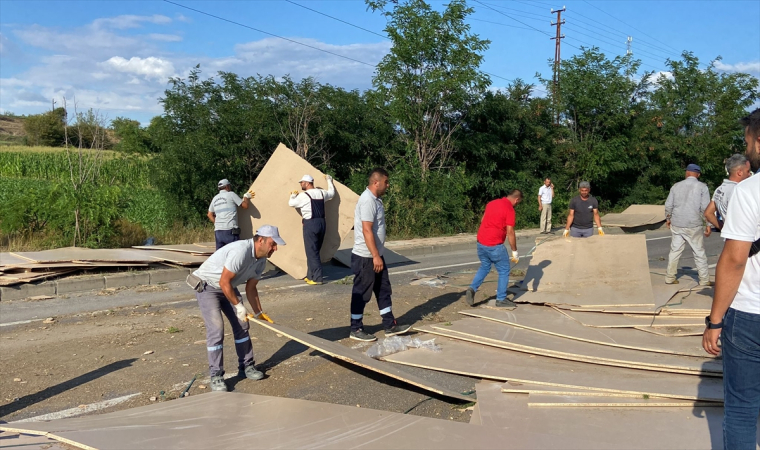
[{"left": 465, "top": 190, "right": 523, "bottom": 308}]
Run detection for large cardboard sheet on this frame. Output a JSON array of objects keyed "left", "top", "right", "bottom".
[
  {"left": 521, "top": 235, "right": 655, "bottom": 307},
  {"left": 237, "top": 144, "right": 359, "bottom": 280},
  {"left": 601, "top": 213, "right": 663, "bottom": 227},
  {"left": 10, "top": 248, "right": 156, "bottom": 264},
  {"left": 131, "top": 244, "right": 213, "bottom": 255},
  {"left": 0, "top": 393, "right": 609, "bottom": 450},
  {"left": 383, "top": 335, "right": 724, "bottom": 401}
]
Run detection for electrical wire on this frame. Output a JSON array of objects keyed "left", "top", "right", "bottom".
[{"left": 284, "top": 0, "right": 387, "bottom": 39}]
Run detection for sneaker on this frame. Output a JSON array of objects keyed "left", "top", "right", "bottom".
[
  {"left": 305, "top": 278, "right": 322, "bottom": 285},
  {"left": 385, "top": 323, "right": 412, "bottom": 337},
  {"left": 699, "top": 281, "right": 714, "bottom": 287},
  {"left": 349, "top": 329, "right": 377, "bottom": 342},
  {"left": 494, "top": 299, "right": 518, "bottom": 310},
  {"left": 464, "top": 287, "right": 475, "bottom": 306},
  {"left": 210, "top": 375, "right": 227, "bottom": 392},
  {"left": 665, "top": 279, "right": 679, "bottom": 285},
  {"left": 238, "top": 365, "right": 264, "bottom": 381}
]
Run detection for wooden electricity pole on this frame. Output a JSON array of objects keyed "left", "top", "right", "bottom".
[{"left": 551, "top": 7, "right": 565, "bottom": 125}]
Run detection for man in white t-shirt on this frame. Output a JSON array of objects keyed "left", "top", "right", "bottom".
[
  {"left": 703, "top": 154, "right": 751, "bottom": 234},
  {"left": 537, "top": 177, "right": 554, "bottom": 234},
  {"left": 702, "top": 107, "right": 760, "bottom": 450}
]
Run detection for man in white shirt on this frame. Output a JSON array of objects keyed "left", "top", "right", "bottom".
[
  {"left": 704, "top": 154, "right": 751, "bottom": 233},
  {"left": 703, "top": 107, "right": 760, "bottom": 450},
  {"left": 288, "top": 174, "right": 335, "bottom": 285},
  {"left": 208, "top": 179, "right": 253, "bottom": 250},
  {"left": 537, "top": 177, "right": 554, "bottom": 234}
]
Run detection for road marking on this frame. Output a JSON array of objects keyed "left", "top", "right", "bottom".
[
  {"left": 646, "top": 236, "right": 671, "bottom": 241},
  {"left": 13, "top": 393, "right": 141, "bottom": 423},
  {"left": 390, "top": 261, "right": 481, "bottom": 275},
  {"left": 0, "top": 319, "right": 42, "bottom": 328}
]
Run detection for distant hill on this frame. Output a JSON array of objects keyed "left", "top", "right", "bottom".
[{"left": 0, "top": 115, "right": 26, "bottom": 146}]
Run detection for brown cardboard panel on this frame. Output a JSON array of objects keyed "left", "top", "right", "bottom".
[
  {"left": 474, "top": 382, "right": 725, "bottom": 449},
  {"left": 10, "top": 248, "right": 155, "bottom": 264},
  {"left": 621, "top": 204, "right": 666, "bottom": 220},
  {"left": 421, "top": 320, "right": 720, "bottom": 376},
  {"left": 250, "top": 319, "right": 472, "bottom": 402},
  {"left": 0, "top": 253, "right": 36, "bottom": 267},
  {"left": 383, "top": 335, "right": 724, "bottom": 401},
  {"left": 0, "top": 393, "right": 606, "bottom": 450},
  {"left": 237, "top": 144, "right": 359, "bottom": 279},
  {"left": 520, "top": 235, "right": 655, "bottom": 307},
  {"left": 131, "top": 244, "right": 213, "bottom": 255},
  {"left": 526, "top": 393, "right": 709, "bottom": 407},
  {"left": 459, "top": 306, "right": 707, "bottom": 357},
  {"left": 635, "top": 326, "right": 705, "bottom": 337},
  {"left": 137, "top": 250, "right": 208, "bottom": 266},
  {"left": 555, "top": 307, "right": 703, "bottom": 328},
  {"left": 601, "top": 213, "right": 663, "bottom": 227}
]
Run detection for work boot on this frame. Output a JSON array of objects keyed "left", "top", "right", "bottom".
[
  {"left": 238, "top": 365, "right": 264, "bottom": 381},
  {"left": 305, "top": 278, "right": 322, "bottom": 285},
  {"left": 665, "top": 279, "right": 679, "bottom": 285},
  {"left": 494, "top": 299, "right": 517, "bottom": 310},
  {"left": 210, "top": 375, "right": 227, "bottom": 392},
  {"left": 349, "top": 329, "right": 377, "bottom": 342},
  {"left": 699, "top": 280, "right": 714, "bottom": 287},
  {"left": 385, "top": 323, "right": 412, "bottom": 337},
  {"left": 464, "top": 287, "right": 475, "bottom": 306}
]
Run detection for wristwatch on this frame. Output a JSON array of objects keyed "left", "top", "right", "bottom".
[{"left": 705, "top": 316, "right": 723, "bottom": 329}]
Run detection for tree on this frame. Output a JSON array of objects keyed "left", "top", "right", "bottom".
[
  {"left": 367, "top": 0, "right": 490, "bottom": 175},
  {"left": 23, "top": 108, "right": 66, "bottom": 146},
  {"left": 112, "top": 117, "right": 155, "bottom": 154}
]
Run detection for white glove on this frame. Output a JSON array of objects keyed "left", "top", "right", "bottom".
[
  {"left": 233, "top": 302, "right": 248, "bottom": 322},
  {"left": 598, "top": 227, "right": 605, "bottom": 236},
  {"left": 324, "top": 174, "right": 333, "bottom": 182},
  {"left": 243, "top": 192, "right": 252, "bottom": 200},
  {"left": 510, "top": 251, "right": 519, "bottom": 264},
  {"left": 563, "top": 229, "right": 570, "bottom": 238}
]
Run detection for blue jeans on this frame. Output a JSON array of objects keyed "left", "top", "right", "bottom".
[
  {"left": 722, "top": 307, "right": 760, "bottom": 450},
  {"left": 470, "top": 242, "right": 511, "bottom": 301},
  {"left": 215, "top": 229, "right": 239, "bottom": 250}
]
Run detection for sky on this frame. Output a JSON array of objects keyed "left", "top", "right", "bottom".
[{"left": 1, "top": 0, "right": 758, "bottom": 124}]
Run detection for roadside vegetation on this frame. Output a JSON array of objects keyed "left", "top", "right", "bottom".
[{"left": 0, "top": 0, "right": 757, "bottom": 252}]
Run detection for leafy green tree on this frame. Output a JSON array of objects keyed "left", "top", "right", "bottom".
[
  {"left": 367, "top": 0, "right": 490, "bottom": 174},
  {"left": 23, "top": 108, "right": 66, "bottom": 146},
  {"left": 112, "top": 117, "right": 155, "bottom": 154}
]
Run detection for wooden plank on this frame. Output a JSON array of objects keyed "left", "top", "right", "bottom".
[
  {"left": 601, "top": 213, "right": 663, "bottom": 228},
  {"left": 501, "top": 380, "right": 679, "bottom": 398},
  {"left": 249, "top": 319, "right": 472, "bottom": 402},
  {"left": 473, "top": 382, "right": 724, "bottom": 450},
  {"left": 469, "top": 402, "right": 482, "bottom": 425},
  {"left": 554, "top": 307, "right": 703, "bottom": 328},
  {"left": 520, "top": 235, "right": 655, "bottom": 307},
  {"left": 420, "top": 321, "right": 720, "bottom": 376},
  {"left": 621, "top": 204, "right": 666, "bottom": 219},
  {"left": 0, "top": 252, "right": 39, "bottom": 267},
  {"left": 635, "top": 326, "right": 705, "bottom": 337},
  {"left": 459, "top": 306, "right": 707, "bottom": 357},
  {"left": 236, "top": 144, "right": 359, "bottom": 280},
  {"left": 136, "top": 250, "right": 208, "bottom": 266},
  {"left": 10, "top": 248, "right": 155, "bottom": 264},
  {"left": 527, "top": 393, "right": 711, "bottom": 407},
  {"left": 383, "top": 335, "right": 724, "bottom": 401},
  {"left": 131, "top": 244, "right": 213, "bottom": 255}
]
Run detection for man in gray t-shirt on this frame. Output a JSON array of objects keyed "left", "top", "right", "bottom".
[
  {"left": 349, "top": 168, "right": 410, "bottom": 342},
  {"left": 704, "top": 154, "right": 752, "bottom": 233},
  {"left": 208, "top": 179, "right": 253, "bottom": 250},
  {"left": 187, "top": 225, "right": 285, "bottom": 392}
]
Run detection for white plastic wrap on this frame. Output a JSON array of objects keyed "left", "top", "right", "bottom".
[{"left": 365, "top": 336, "right": 441, "bottom": 359}]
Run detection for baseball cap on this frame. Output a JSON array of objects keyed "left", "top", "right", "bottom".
[
  {"left": 686, "top": 164, "right": 701, "bottom": 173},
  {"left": 256, "top": 225, "right": 286, "bottom": 245},
  {"left": 217, "top": 179, "right": 231, "bottom": 188},
  {"left": 299, "top": 174, "right": 314, "bottom": 183}
]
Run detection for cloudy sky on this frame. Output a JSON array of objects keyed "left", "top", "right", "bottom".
[{"left": 1, "top": 0, "right": 758, "bottom": 124}]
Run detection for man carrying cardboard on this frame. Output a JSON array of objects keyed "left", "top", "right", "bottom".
[{"left": 288, "top": 174, "right": 335, "bottom": 285}]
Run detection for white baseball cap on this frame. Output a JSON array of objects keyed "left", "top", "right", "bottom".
[
  {"left": 255, "top": 225, "right": 286, "bottom": 245},
  {"left": 217, "top": 179, "right": 231, "bottom": 188},
  {"left": 299, "top": 174, "right": 314, "bottom": 183}
]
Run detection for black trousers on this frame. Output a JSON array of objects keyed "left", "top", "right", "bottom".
[
  {"left": 350, "top": 254, "right": 394, "bottom": 332},
  {"left": 303, "top": 218, "right": 326, "bottom": 282}
]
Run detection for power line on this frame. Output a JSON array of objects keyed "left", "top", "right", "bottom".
[
  {"left": 162, "top": 0, "right": 375, "bottom": 67},
  {"left": 562, "top": 20, "right": 675, "bottom": 60},
  {"left": 284, "top": 0, "right": 387, "bottom": 39},
  {"left": 470, "top": 17, "right": 537, "bottom": 32},
  {"left": 471, "top": 0, "right": 554, "bottom": 38},
  {"left": 479, "top": 2, "right": 552, "bottom": 20}
]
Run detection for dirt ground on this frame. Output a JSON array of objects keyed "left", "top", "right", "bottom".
[{"left": 0, "top": 270, "right": 504, "bottom": 424}]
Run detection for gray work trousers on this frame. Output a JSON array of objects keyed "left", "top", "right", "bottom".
[
  {"left": 666, "top": 225, "right": 709, "bottom": 283},
  {"left": 540, "top": 203, "right": 552, "bottom": 233},
  {"left": 196, "top": 285, "right": 254, "bottom": 377}
]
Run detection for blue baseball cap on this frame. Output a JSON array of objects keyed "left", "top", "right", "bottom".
[
  {"left": 686, "top": 164, "right": 701, "bottom": 173},
  {"left": 256, "top": 225, "right": 286, "bottom": 245}
]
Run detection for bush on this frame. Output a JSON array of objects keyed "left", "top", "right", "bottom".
[
  {"left": 108, "top": 218, "right": 148, "bottom": 248},
  {"left": 23, "top": 108, "right": 66, "bottom": 147}
]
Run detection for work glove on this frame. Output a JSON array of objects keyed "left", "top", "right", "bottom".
[
  {"left": 563, "top": 229, "right": 570, "bottom": 238},
  {"left": 291, "top": 190, "right": 299, "bottom": 196},
  {"left": 598, "top": 227, "right": 605, "bottom": 236},
  {"left": 243, "top": 191, "right": 254, "bottom": 200},
  {"left": 510, "top": 251, "right": 519, "bottom": 264},
  {"left": 324, "top": 174, "right": 333, "bottom": 182},
  {"left": 233, "top": 302, "right": 248, "bottom": 323},
  {"left": 255, "top": 311, "right": 274, "bottom": 324}
]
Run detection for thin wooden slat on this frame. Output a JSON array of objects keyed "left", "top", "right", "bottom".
[
  {"left": 10, "top": 248, "right": 155, "bottom": 264},
  {"left": 554, "top": 307, "right": 703, "bottom": 328},
  {"left": 131, "top": 244, "right": 213, "bottom": 255},
  {"left": 527, "top": 393, "right": 711, "bottom": 408}
]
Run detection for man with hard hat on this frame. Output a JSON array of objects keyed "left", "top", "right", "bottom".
[
  {"left": 208, "top": 179, "right": 253, "bottom": 250},
  {"left": 186, "top": 225, "right": 285, "bottom": 392},
  {"left": 288, "top": 174, "right": 335, "bottom": 285}
]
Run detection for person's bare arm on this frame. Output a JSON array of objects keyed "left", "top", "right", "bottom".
[
  {"left": 245, "top": 278, "right": 262, "bottom": 315},
  {"left": 506, "top": 225, "right": 517, "bottom": 252},
  {"left": 565, "top": 210, "right": 574, "bottom": 230},
  {"left": 207, "top": 211, "right": 215, "bottom": 223},
  {"left": 219, "top": 267, "right": 242, "bottom": 305},
  {"left": 704, "top": 201, "right": 721, "bottom": 230},
  {"left": 362, "top": 221, "right": 383, "bottom": 273},
  {"left": 702, "top": 239, "right": 752, "bottom": 355},
  {"left": 538, "top": 195, "right": 543, "bottom": 210},
  {"left": 593, "top": 209, "right": 602, "bottom": 229},
  {"left": 240, "top": 197, "right": 250, "bottom": 210},
  {"left": 551, "top": 184, "right": 555, "bottom": 198}
]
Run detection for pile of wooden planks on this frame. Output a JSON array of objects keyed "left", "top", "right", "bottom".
[{"left": 0, "top": 243, "right": 215, "bottom": 287}]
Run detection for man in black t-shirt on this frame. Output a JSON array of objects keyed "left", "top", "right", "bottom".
[{"left": 563, "top": 181, "right": 604, "bottom": 238}]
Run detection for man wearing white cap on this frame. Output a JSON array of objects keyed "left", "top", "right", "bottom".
[
  {"left": 288, "top": 174, "right": 335, "bottom": 285},
  {"left": 186, "top": 225, "right": 285, "bottom": 392},
  {"left": 208, "top": 179, "right": 254, "bottom": 250}
]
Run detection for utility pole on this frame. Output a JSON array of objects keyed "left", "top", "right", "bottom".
[
  {"left": 551, "top": 6, "right": 566, "bottom": 125},
  {"left": 52, "top": 99, "right": 56, "bottom": 112}
]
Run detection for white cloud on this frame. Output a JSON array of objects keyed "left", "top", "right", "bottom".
[
  {"left": 713, "top": 60, "right": 760, "bottom": 74},
  {"left": 92, "top": 15, "right": 172, "bottom": 30},
  {"left": 147, "top": 33, "right": 183, "bottom": 42},
  {"left": 103, "top": 56, "right": 176, "bottom": 81}
]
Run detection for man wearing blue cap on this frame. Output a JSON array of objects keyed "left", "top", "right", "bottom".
[
  {"left": 186, "top": 225, "right": 285, "bottom": 391},
  {"left": 664, "top": 164, "right": 712, "bottom": 286}
]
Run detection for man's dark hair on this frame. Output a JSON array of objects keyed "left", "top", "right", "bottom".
[
  {"left": 508, "top": 189, "right": 523, "bottom": 199},
  {"left": 740, "top": 108, "right": 760, "bottom": 137},
  {"left": 368, "top": 167, "right": 389, "bottom": 182},
  {"left": 218, "top": 186, "right": 227, "bottom": 191},
  {"left": 544, "top": 177, "right": 551, "bottom": 181}
]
